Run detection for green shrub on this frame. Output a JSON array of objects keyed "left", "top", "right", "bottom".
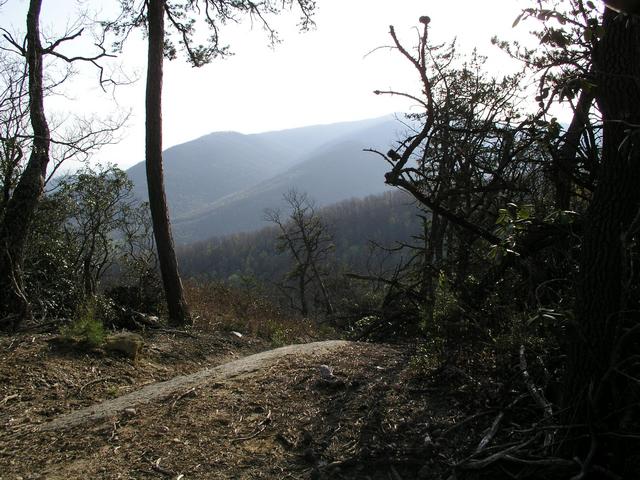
[
  {"left": 60, "top": 297, "right": 107, "bottom": 348},
  {"left": 408, "top": 339, "right": 446, "bottom": 377},
  {"left": 270, "top": 326, "right": 290, "bottom": 347}
]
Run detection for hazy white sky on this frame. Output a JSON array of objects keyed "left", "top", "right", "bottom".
[{"left": 1, "top": 0, "right": 538, "bottom": 170}]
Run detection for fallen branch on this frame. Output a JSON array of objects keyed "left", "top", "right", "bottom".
[
  {"left": 474, "top": 412, "right": 504, "bottom": 455},
  {"left": 441, "top": 410, "right": 495, "bottom": 437},
  {"left": 519, "top": 345, "right": 553, "bottom": 447},
  {"left": 0, "top": 393, "right": 19, "bottom": 405},
  {"left": 170, "top": 387, "right": 197, "bottom": 409},
  {"left": 156, "top": 328, "right": 198, "bottom": 339},
  {"left": 457, "top": 438, "right": 534, "bottom": 470}
]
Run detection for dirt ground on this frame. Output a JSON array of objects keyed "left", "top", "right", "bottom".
[{"left": 0, "top": 331, "right": 475, "bottom": 479}]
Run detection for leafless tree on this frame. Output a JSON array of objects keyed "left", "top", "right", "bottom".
[
  {"left": 265, "top": 190, "right": 334, "bottom": 318},
  {"left": 0, "top": 0, "right": 124, "bottom": 329}
]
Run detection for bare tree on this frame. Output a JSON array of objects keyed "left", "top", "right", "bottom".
[
  {"left": 0, "top": 55, "right": 28, "bottom": 217},
  {"left": 0, "top": 0, "right": 52, "bottom": 328},
  {"left": 0, "top": 1, "right": 124, "bottom": 329},
  {"left": 265, "top": 190, "right": 334, "bottom": 318}
]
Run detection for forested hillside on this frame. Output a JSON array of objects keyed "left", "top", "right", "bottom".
[{"left": 179, "top": 190, "right": 420, "bottom": 282}]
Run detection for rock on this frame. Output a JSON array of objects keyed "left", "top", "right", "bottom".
[
  {"left": 104, "top": 332, "right": 144, "bottom": 361},
  {"left": 123, "top": 408, "right": 137, "bottom": 417},
  {"left": 318, "top": 365, "right": 335, "bottom": 380}
]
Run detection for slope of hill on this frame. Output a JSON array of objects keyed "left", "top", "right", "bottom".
[
  {"left": 126, "top": 131, "right": 297, "bottom": 218},
  {"left": 172, "top": 119, "right": 402, "bottom": 242},
  {"left": 126, "top": 116, "right": 406, "bottom": 243},
  {"left": 178, "top": 190, "right": 421, "bottom": 282}
]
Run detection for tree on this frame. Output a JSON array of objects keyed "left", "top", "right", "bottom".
[
  {"left": 0, "top": 0, "right": 50, "bottom": 328},
  {"left": 561, "top": 5, "right": 640, "bottom": 468},
  {"left": 54, "top": 165, "right": 145, "bottom": 298},
  {"left": 265, "top": 190, "right": 334, "bottom": 317},
  {"left": 375, "top": 5, "right": 640, "bottom": 474},
  {"left": 0, "top": 1, "right": 122, "bottom": 329},
  {"left": 501, "top": 1, "right": 640, "bottom": 469},
  {"left": 143, "top": 0, "right": 191, "bottom": 326},
  {"left": 108, "top": 0, "right": 316, "bottom": 326},
  {"left": 369, "top": 20, "right": 551, "bottom": 339},
  {"left": 0, "top": 55, "right": 28, "bottom": 218}
]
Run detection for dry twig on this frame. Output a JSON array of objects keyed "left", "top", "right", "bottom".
[{"left": 231, "top": 409, "right": 272, "bottom": 442}]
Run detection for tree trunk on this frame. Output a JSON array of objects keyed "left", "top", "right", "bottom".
[
  {"left": 298, "top": 264, "right": 309, "bottom": 317},
  {"left": 145, "top": 0, "right": 191, "bottom": 326},
  {"left": 310, "top": 261, "right": 333, "bottom": 316},
  {"left": 561, "top": 8, "right": 640, "bottom": 470},
  {"left": 552, "top": 89, "right": 594, "bottom": 211},
  {"left": 0, "top": 0, "right": 50, "bottom": 330}
]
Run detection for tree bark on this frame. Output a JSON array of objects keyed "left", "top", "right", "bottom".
[
  {"left": 561, "top": 8, "right": 640, "bottom": 470},
  {"left": 145, "top": 0, "right": 191, "bottom": 326},
  {"left": 0, "top": 0, "right": 50, "bottom": 329}
]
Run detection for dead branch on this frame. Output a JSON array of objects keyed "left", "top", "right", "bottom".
[
  {"left": 457, "top": 438, "right": 534, "bottom": 470},
  {"left": 474, "top": 412, "right": 504, "bottom": 455},
  {"left": 519, "top": 344, "right": 553, "bottom": 447},
  {"left": 170, "top": 387, "right": 197, "bottom": 410},
  {"left": 0, "top": 393, "right": 19, "bottom": 405},
  {"left": 157, "top": 328, "right": 198, "bottom": 339}
]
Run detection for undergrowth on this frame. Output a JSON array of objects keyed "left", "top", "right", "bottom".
[
  {"left": 60, "top": 296, "right": 110, "bottom": 348},
  {"left": 184, "top": 279, "right": 327, "bottom": 344}
]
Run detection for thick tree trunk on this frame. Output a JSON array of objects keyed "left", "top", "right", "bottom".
[
  {"left": 561, "top": 9, "right": 640, "bottom": 471},
  {"left": 145, "top": 0, "right": 191, "bottom": 326},
  {"left": 0, "top": 0, "right": 50, "bottom": 329}
]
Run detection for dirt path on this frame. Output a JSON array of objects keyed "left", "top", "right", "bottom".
[
  {"left": 1, "top": 339, "right": 443, "bottom": 479},
  {"left": 36, "top": 340, "right": 350, "bottom": 432}
]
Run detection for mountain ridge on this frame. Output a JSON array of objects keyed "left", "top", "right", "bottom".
[{"left": 126, "top": 115, "right": 406, "bottom": 243}]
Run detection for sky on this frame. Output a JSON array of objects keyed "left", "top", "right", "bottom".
[{"left": 0, "top": 0, "right": 536, "bottom": 170}]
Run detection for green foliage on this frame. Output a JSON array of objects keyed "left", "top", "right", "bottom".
[
  {"left": 354, "top": 314, "right": 381, "bottom": 333},
  {"left": 60, "top": 297, "right": 109, "bottom": 348},
  {"left": 491, "top": 203, "right": 535, "bottom": 259},
  {"left": 24, "top": 196, "right": 80, "bottom": 317},
  {"left": 268, "top": 323, "right": 291, "bottom": 348},
  {"left": 22, "top": 164, "right": 158, "bottom": 319},
  {"left": 408, "top": 339, "right": 446, "bottom": 376},
  {"left": 431, "top": 272, "right": 461, "bottom": 328}
]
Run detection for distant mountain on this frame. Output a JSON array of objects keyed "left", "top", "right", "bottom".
[{"left": 126, "top": 115, "right": 406, "bottom": 243}]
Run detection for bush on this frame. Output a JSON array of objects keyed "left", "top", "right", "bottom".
[{"left": 60, "top": 297, "right": 109, "bottom": 348}]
